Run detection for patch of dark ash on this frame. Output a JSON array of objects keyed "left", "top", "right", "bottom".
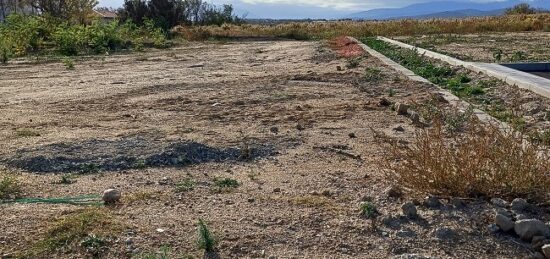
[{"left": 2, "top": 137, "right": 276, "bottom": 173}]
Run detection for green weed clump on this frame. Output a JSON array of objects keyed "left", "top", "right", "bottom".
[
  {"left": 213, "top": 178, "right": 239, "bottom": 188},
  {"left": 28, "top": 208, "right": 121, "bottom": 256},
  {"left": 0, "top": 14, "right": 168, "bottom": 58},
  {"left": 0, "top": 173, "right": 22, "bottom": 200},
  {"left": 197, "top": 219, "right": 216, "bottom": 252}
]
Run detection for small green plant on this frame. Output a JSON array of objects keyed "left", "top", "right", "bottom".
[
  {"left": 56, "top": 174, "right": 76, "bottom": 185},
  {"left": 139, "top": 245, "right": 171, "bottom": 259},
  {"left": 346, "top": 57, "right": 361, "bottom": 69},
  {"left": 213, "top": 178, "right": 239, "bottom": 189},
  {"left": 492, "top": 49, "right": 503, "bottom": 62},
  {"left": 79, "top": 163, "right": 100, "bottom": 174},
  {"left": 197, "top": 219, "right": 216, "bottom": 252},
  {"left": 133, "top": 159, "right": 147, "bottom": 169},
  {"left": 80, "top": 234, "right": 107, "bottom": 256},
  {"left": 364, "top": 67, "right": 382, "bottom": 81},
  {"left": 360, "top": 202, "right": 378, "bottom": 219},
  {"left": 0, "top": 174, "right": 21, "bottom": 200},
  {"left": 388, "top": 88, "right": 396, "bottom": 97},
  {"left": 510, "top": 51, "right": 527, "bottom": 62},
  {"left": 16, "top": 129, "right": 40, "bottom": 138},
  {"left": 62, "top": 58, "right": 75, "bottom": 70},
  {"left": 175, "top": 178, "right": 195, "bottom": 192}
]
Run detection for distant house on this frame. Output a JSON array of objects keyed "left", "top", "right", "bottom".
[
  {"left": 93, "top": 9, "right": 117, "bottom": 22},
  {"left": 0, "top": 4, "right": 36, "bottom": 22}
]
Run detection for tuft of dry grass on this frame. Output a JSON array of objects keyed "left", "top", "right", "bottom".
[
  {"left": 174, "top": 14, "right": 550, "bottom": 41},
  {"left": 377, "top": 119, "right": 550, "bottom": 203},
  {"left": 0, "top": 172, "right": 22, "bottom": 200},
  {"left": 27, "top": 208, "right": 122, "bottom": 256}
]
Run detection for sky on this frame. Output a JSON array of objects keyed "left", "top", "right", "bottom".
[{"left": 96, "top": 0, "right": 521, "bottom": 19}]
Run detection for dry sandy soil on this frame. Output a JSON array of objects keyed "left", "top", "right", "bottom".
[
  {"left": 0, "top": 40, "right": 545, "bottom": 258},
  {"left": 396, "top": 32, "right": 550, "bottom": 63}
]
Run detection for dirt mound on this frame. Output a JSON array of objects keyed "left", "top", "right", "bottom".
[{"left": 329, "top": 36, "right": 365, "bottom": 58}]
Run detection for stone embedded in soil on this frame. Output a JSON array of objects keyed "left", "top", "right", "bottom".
[
  {"left": 379, "top": 97, "right": 391, "bottom": 106},
  {"left": 491, "top": 198, "right": 508, "bottom": 208},
  {"left": 336, "top": 66, "right": 342, "bottom": 71},
  {"left": 542, "top": 244, "right": 550, "bottom": 258},
  {"left": 511, "top": 198, "right": 529, "bottom": 212},
  {"left": 102, "top": 189, "right": 121, "bottom": 203},
  {"left": 393, "top": 126, "right": 405, "bottom": 132},
  {"left": 495, "top": 213, "right": 514, "bottom": 232},
  {"left": 395, "top": 102, "right": 409, "bottom": 115},
  {"left": 269, "top": 126, "right": 279, "bottom": 134},
  {"left": 450, "top": 198, "right": 465, "bottom": 208},
  {"left": 348, "top": 132, "right": 357, "bottom": 138},
  {"left": 433, "top": 227, "right": 457, "bottom": 240},
  {"left": 402, "top": 202, "right": 418, "bottom": 219},
  {"left": 385, "top": 185, "right": 403, "bottom": 199},
  {"left": 532, "top": 236, "right": 550, "bottom": 250},
  {"left": 424, "top": 196, "right": 442, "bottom": 208},
  {"left": 273, "top": 188, "right": 281, "bottom": 193},
  {"left": 396, "top": 229, "right": 417, "bottom": 238},
  {"left": 494, "top": 208, "right": 513, "bottom": 218},
  {"left": 514, "top": 219, "right": 550, "bottom": 241},
  {"left": 409, "top": 112, "right": 421, "bottom": 125},
  {"left": 487, "top": 224, "right": 500, "bottom": 234}
]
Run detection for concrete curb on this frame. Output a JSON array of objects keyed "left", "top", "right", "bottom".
[
  {"left": 347, "top": 36, "right": 511, "bottom": 131},
  {"left": 377, "top": 36, "right": 550, "bottom": 99}
]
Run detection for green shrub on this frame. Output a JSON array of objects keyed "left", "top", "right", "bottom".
[{"left": 0, "top": 174, "right": 22, "bottom": 200}]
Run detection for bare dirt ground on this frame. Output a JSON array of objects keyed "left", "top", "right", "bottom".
[
  {"left": 396, "top": 32, "right": 550, "bottom": 63},
  {"left": 0, "top": 40, "right": 544, "bottom": 258}
]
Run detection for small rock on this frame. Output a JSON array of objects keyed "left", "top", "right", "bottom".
[
  {"left": 515, "top": 219, "right": 550, "bottom": 241},
  {"left": 379, "top": 98, "right": 391, "bottom": 106},
  {"left": 102, "top": 189, "right": 121, "bottom": 203},
  {"left": 381, "top": 215, "right": 400, "bottom": 228},
  {"left": 516, "top": 214, "right": 530, "bottom": 221},
  {"left": 395, "top": 102, "right": 409, "bottom": 115},
  {"left": 532, "top": 236, "right": 549, "bottom": 250},
  {"left": 296, "top": 123, "right": 305, "bottom": 131},
  {"left": 424, "top": 196, "right": 442, "bottom": 208},
  {"left": 348, "top": 132, "right": 357, "bottom": 138},
  {"left": 247, "top": 198, "right": 255, "bottom": 203},
  {"left": 534, "top": 252, "right": 546, "bottom": 259},
  {"left": 396, "top": 229, "right": 417, "bottom": 238},
  {"left": 494, "top": 208, "right": 513, "bottom": 218},
  {"left": 393, "top": 126, "right": 405, "bottom": 132},
  {"left": 273, "top": 188, "right": 281, "bottom": 193},
  {"left": 433, "top": 227, "right": 456, "bottom": 240},
  {"left": 336, "top": 66, "right": 343, "bottom": 71},
  {"left": 511, "top": 198, "right": 529, "bottom": 212},
  {"left": 270, "top": 126, "right": 279, "bottom": 133},
  {"left": 495, "top": 214, "right": 514, "bottom": 232},
  {"left": 385, "top": 185, "right": 403, "bottom": 199},
  {"left": 402, "top": 202, "right": 418, "bottom": 219},
  {"left": 450, "top": 198, "right": 465, "bottom": 208},
  {"left": 542, "top": 244, "right": 550, "bottom": 258},
  {"left": 409, "top": 112, "right": 421, "bottom": 124},
  {"left": 394, "top": 254, "right": 431, "bottom": 259},
  {"left": 487, "top": 224, "right": 500, "bottom": 234},
  {"left": 491, "top": 198, "right": 508, "bottom": 208}
]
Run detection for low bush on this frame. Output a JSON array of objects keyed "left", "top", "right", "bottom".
[
  {"left": 377, "top": 119, "right": 550, "bottom": 202},
  {"left": 0, "top": 14, "right": 168, "bottom": 59},
  {"left": 0, "top": 173, "right": 22, "bottom": 200}
]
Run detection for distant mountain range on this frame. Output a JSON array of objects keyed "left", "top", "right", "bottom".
[{"left": 347, "top": 0, "right": 550, "bottom": 20}]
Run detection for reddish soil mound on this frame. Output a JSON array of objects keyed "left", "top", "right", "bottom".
[{"left": 329, "top": 36, "right": 365, "bottom": 58}]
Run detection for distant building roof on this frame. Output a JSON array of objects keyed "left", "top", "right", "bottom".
[{"left": 94, "top": 10, "right": 117, "bottom": 19}]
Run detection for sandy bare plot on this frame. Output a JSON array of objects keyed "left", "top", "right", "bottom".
[{"left": 0, "top": 40, "right": 542, "bottom": 258}]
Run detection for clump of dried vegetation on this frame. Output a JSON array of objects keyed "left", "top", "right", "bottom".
[
  {"left": 0, "top": 171, "right": 22, "bottom": 200},
  {"left": 376, "top": 110, "right": 549, "bottom": 203},
  {"left": 175, "top": 14, "right": 550, "bottom": 40},
  {"left": 26, "top": 208, "right": 121, "bottom": 257}
]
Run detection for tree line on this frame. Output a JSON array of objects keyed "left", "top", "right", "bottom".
[{"left": 0, "top": 0, "right": 241, "bottom": 28}]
